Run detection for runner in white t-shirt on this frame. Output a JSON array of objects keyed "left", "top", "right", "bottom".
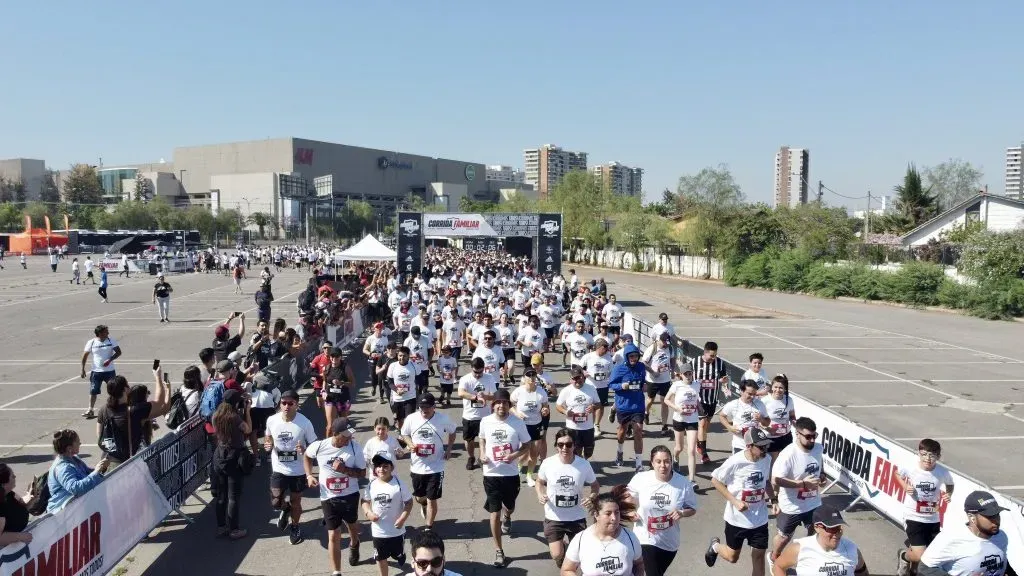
[
  {"left": 264, "top": 389, "right": 319, "bottom": 545},
  {"left": 764, "top": 374, "right": 796, "bottom": 463},
  {"left": 719, "top": 380, "right": 770, "bottom": 453},
  {"left": 742, "top": 352, "right": 770, "bottom": 396},
  {"left": 919, "top": 490, "right": 1009, "bottom": 576},
  {"left": 405, "top": 529, "right": 464, "bottom": 576},
  {"left": 581, "top": 338, "right": 614, "bottom": 433},
  {"left": 770, "top": 416, "right": 825, "bottom": 562},
  {"left": 894, "top": 438, "right": 955, "bottom": 576},
  {"left": 664, "top": 375, "right": 702, "bottom": 486},
  {"left": 563, "top": 493, "right": 644, "bottom": 576},
  {"left": 456, "top": 358, "right": 498, "bottom": 470},
  {"left": 362, "top": 417, "right": 405, "bottom": 479},
  {"left": 362, "top": 453, "right": 413, "bottom": 572},
  {"left": 773, "top": 505, "right": 868, "bottom": 576},
  {"left": 80, "top": 324, "right": 121, "bottom": 419},
  {"left": 555, "top": 367, "right": 601, "bottom": 459},
  {"left": 626, "top": 446, "right": 698, "bottom": 576},
  {"left": 535, "top": 428, "right": 600, "bottom": 570},
  {"left": 479, "top": 389, "right": 532, "bottom": 568},
  {"left": 399, "top": 393, "right": 456, "bottom": 531}
]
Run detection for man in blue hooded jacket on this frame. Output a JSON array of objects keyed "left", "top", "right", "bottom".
[{"left": 608, "top": 342, "right": 656, "bottom": 472}]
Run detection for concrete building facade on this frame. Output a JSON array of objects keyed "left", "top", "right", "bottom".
[
  {"left": 523, "top": 144, "right": 588, "bottom": 196},
  {"left": 0, "top": 158, "right": 46, "bottom": 201},
  {"left": 774, "top": 146, "right": 810, "bottom": 208},
  {"left": 1006, "top": 145, "right": 1022, "bottom": 200},
  {"left": 485, "top": 165, "right": 525, "bottom": 184},
  {"left": 591, "top": 161, "right": 643, "bottom": 197}
]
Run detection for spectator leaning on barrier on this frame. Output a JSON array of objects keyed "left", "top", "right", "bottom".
[
  {"left": 212, "top": 389, "right": 252, "bottom": 540},
  {"left": 47, "top": 429, "right": 110, "bottom": 514},
  {"left": 97, "top": 372, "right": 170, "bottom": 469},
  {"left": 0, "top": 463, "right": 33, "bottom": 545}
]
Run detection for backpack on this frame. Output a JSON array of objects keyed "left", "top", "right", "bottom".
[
  {"left": 166, "top": 388, "right": 198, "bottom": 429},
  {"left": 26, "top": 472, "right": 51, "bottom": 516},
  {"left": 199, "top": 380, "right": 226, "bottom": 421},
  {"left": 298, "top": 286, "right": 316, "bottom": 311},
  {"left": 98, "top": 414, "right": 125, "bottom": 459}
]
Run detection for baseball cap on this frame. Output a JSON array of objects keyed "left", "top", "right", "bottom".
[
  {"left": 280, "top": 389, "right": 300, "bottom": 403},
  {"left": 418, "top": 392, "right": 437, "bottom": 408},
  {"left": 531, "top": 353, "right": 544, "bottom": 366},
  {"left": 224, "top": 379, "right": 242, "bottom": 391},
  {"left": 492, "top": 389, "right": 512, "bottom": 405},
  {"left": 812, "top": 505, "right": 847, "bottom": 528},
  {"left": 658, "top": 312, "right": 669, "bottom": 321},
  {"left": 214, "top": 325, "right": 230, "bottom": 339},
  {"left": 620, "top": 333, "right": 633, "bottom": 342},
  {"left": 227, "top": 351, "right": 244, "bottom": 363},
  {"left": 330, "top": 417, "right": 353, "bottom": 436},
  {"left": 744, "top": 427, "right": 772, "bottom": 448},
  {"left": 222, "top": 388, "right": 243, "bottom": 407},
  {"left": 215, "top": 359, "right": 235, "bottom": 373},
  {"left": 371, "top": 453, "right": 394, "bottom": 467},
  {"left": 570, "top": 366, "right": 585, "bottom": 379},
  {"left": 964, "top": 490, "right": 1009, "bottom": 517}
]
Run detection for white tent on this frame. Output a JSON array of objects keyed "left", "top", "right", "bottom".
[{"left": 333, "top": 234, "right": 397, "bottom": 262}]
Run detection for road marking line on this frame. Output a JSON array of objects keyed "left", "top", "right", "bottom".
[
  {"left": 0, "top": 276, "right": 175, "bottom": 309},
  {"left": 894, "top": 436, "right": 1024, "bottom": 441},
  {"left": 0, "top": 376, "right": 79, "bottom": 409},
  {"left": 206, "top": 287, "right": 305, "bottom": 327},
  {"left": 814, "top": 319, "right": 1024, "bottom": 364},
  {"left": 796, "top": 380, "right": 899, "bottom": 383},
  {"left": 51, "top": 284, "right": 237, "bottom": 330},
  {"left": 831, "top": 404, "right": 932, "bottom": 408},
  {"left": 993, "top": 485, "right": 1024, "bottom": 490}
]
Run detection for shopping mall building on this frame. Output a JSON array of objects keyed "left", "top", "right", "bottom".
[{"left": 94, "top": 137, "right": 533, "bottom": 235}]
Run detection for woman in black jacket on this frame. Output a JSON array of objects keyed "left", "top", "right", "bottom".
[
  {"left": 0, "top": 463, "right": 32, "bottom": 546},
  {"left": 211, "top": 389, "right": 252, "bottom": 539}
]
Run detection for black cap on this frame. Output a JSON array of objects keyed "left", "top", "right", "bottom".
[
  {"left": 222, "top": 388, "right": 243, "bottom": 407},
  {"left": 371, "top": 453, "right": 394, "bottom": 467},
  {"left": 330, "top": 417, "right": 353, "bottom": 436},
  {"left": 570, "top": 365, "right": 585, "bottom": 379},
  {"left": 963, "top": 490, "right": 1008, "bottom": 517},
  {"left": 744, "top": 427, "right": 772, "bottom": 448},
  {"left": 658, "top": 312, "right": 668, "bottom": 320},
  {"left": 410, "top": 325, "right": 421, "bottom": 336},
  {"left": 417, "top": 393, "right": 436, "bottom": 407},
  {"left": 492, "top": 388, "right": 512, "bottom": 405},
  {"left": 812, "top": 505, "right": 847, "bottom": 528}
]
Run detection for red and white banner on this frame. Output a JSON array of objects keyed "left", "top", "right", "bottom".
[
  {"left": 0, "top": 458, "right": 172, "bottom": 576},
  {"left": 100, "top": 258, "right": 143, "bottom": 273},
  {"left": 422, "top": 214, "right": 497, "bottom": 237}
]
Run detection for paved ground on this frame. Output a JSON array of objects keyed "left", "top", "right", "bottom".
[
  {"left": 577, "top": 265, "right": 1024, "bottom": 497},
  {"left": 1, "top": 255, "right": 914, "bottom": 576}
]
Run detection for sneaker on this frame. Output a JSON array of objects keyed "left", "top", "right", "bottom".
[
  {"left": 896, "top": 549, "right": 910, "bottom": 576},
  {"left": 494, "top": 549, "right": 506, "bottom": 567},
  {"left": 595, "top": 424, "right": 602, "bottom": 435},
  {"left": 662, "top": 426, "right": 671, "bottom": 437},
  {"left": 701, "top": 451, "right": 711, "bottom": 465},
  {"left": 635, "top": 462, "right": 644, "bottom": 473},
  {"left": 705, "top": 536, "right": 720, "bottom": 567},
  {"left": 82, "top": 410, "right": 95, "bottom": 419},
  {"left": 466, "top": 456, "right": 475, "bottom": 470},
  {"left": 500, "top": 513, "right": 511, "bottom": 535},
  {"left": 289, "top": 525, "right": 303, "bottom": 545},
  {"left": 228, "top": 528, "right": 248, "bottom": 540},
  {"left": 614, "top": 453, "right": 623, "bottom": 467},
  {"left": 396, "top": 552, "right": 406, "bottom": 566},
  {"left": 526, "top": 473, "right": 536, "bottom": 487},
  {"left": 216, "top": 527, "right": 229, "bottom": 538},
  {"left": 609, "top": 409, "right": 616, "bottom": 423},
  {"left": 349, "top": 545, "right": 360, "bottom": 566},
  {"left": 277, "top": 502, "right": 292, "bottom": 531}
]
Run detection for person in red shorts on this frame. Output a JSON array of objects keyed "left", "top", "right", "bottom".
[{"left": 309, "top": 340, "right": 333, "bottom": 409}]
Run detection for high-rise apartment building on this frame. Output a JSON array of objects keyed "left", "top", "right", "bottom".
[
  {"left": 523, "top": 144, "right": 588, "bottom": 196},
  {"left": 774, "top": 146, "right": 810, "bottom": 208},
  {"left": 1006, "top": 146, "right": 1022, "bottom": 200},
  {"left": 485, "top": 165, "right": 525, "bottom": 184},
  {"left": 591, "top": 161, "right": 643, "bottom": 197}
]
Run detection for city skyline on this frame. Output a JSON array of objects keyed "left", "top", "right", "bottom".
[{"left": 2, "top": 1, "right": 1023, "bottom": 212}]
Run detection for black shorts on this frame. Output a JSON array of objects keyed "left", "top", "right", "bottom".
[
  {"left": 393, "top": 398, "right": 417, "bottom": 420},
  {"left": 526, "top": 423, "right": 543, "bottom": 441},
  {"left": 502, "top": 348, "right": 516, "bottom": 362},
  {"left": 768, "top": 434, "right": 793, "bottom": 453},
  {"left": 618, "top": 411, "right": 645, "bottom": 428},
  {"left": 543, "top": 519, "right": 587, "bottom": 543},
  {"left": 776, "top": 509, "right": 815, "bottom": 538},
  {"left": 646, "top": 381, "right": 671, "bottom": 398},
  {"left": 373, "top": 535, "right": 405, "bottom": 561},
  {"left": 450, "top": 347, "right": 462, "bottom": 360},
  {"left": 270, "top": 472, "right": 307, "bottom": 504},
  {"left": 672, "top": 420, "right": 698, "bottom": 432},
  {"left": 483, "top": 476, "right": 520, "bottom": 513},
  {"left": 411, "top": 472, "right": 444, "bottom": 500},
  {"left": 723, "top": 522, "right": 769, "bottom": 551},
  {"left": 596, "top": 387, "right": 610, "bottom": 406},
  {"left": 414, "top": 371, "right": 429, "bottom": 391},
  {"left": 544, "top": 327, "right": 555, "bottom": 340},
  {"left": 699, "top": 401, "right": 717, "bottom": 419},
  {"left": 572, "top": 428, "right": 596, "bottom": 449},
  {"left": 906, "top": 520, "right": 942, "bottom": 548},
  {"left": 463, "top": 418, "right": 481, "bottom": 441},
  {"left": 321, "top": 492, "right": 360, "bottom": 529},
  {"left": 641, "top": 544, "right": 677, "bottom": 576},
  {"left": 521, "top": 354, "right": 534, "bottom": 368}
]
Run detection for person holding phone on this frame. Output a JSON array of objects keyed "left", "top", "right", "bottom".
[{"left": 213, "top": 313, "right": 247, "bottom": 362}]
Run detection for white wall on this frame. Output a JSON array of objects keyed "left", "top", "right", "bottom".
[
  {"left": 907, "top": 197, "right": 1024, "bottom": 246},
  {"left": 568, "top": 247, "right": 723, "bottom": 279},
  {"left": 209, "top": 172, "right": 279, "bottom": 218},
  {"left": 906, "top": 210, "right": 966, "bottom": 246},
  {"left": 986, "top": 200, "right": 1024, "bottom": 232}
]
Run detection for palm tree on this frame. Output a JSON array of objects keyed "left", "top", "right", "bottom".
[
  {"left": 247, "top": 212, "right": 272, "bottom": 239},
  {"left": 891, "top": 164, "right": 938, "bottom": 231}
]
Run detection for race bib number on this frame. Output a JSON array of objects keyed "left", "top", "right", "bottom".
[
  {"left": 571, "top": 412, "right": 589, "bottom": 423},
  {"left": 278, "top": 450, "right": 297, "bottom": 463},
  {"left": 593, "top": 372, "right": 607, "bottom": 381},
  {"left": 401, "top": 319, "right": 411, "bottom": 330},
  {"left": 411, "top": 354, "right": 424, "bottom": 364},
  {"left": 647, "top": 514, "right": 673, "bottom": 532},
  {"left": 916, "top": 500, "right": 938, "bottom": 514},
  {"left": 484, "top": 365, "right": 497, "bottom": 374},
  {"left": 797, "top": 488, "right": 818, "bottom": 500},
  {"left": 770, "top": 422, "right": 790, "bottom": 436},
  {"left": 328, "top": 386, "right": 345, "bottom": 395},
  {"left": 701, "top": 379, "right": 716, "bottom": 390},
  {"left": 554, "top": 494, "right": 579, "bottom": 508},
  {"left": 680, "top": 403, "right": 698, "bottom": 416},
  {"left": 325, "top": 476, "right": 349, "bottom": 493},
  {"left": 442, "top": 371, "right": 454, "bottom": 380},
  {"left": 415, "top": 444, "right": 435, "bottom": 457},
  {"left": 657, "top": 363, "right": 670, "bottom": 373},
  {"left": 741, "top": 489, "right": 765, "bottom": 504},
  {"left": 395, "top": 384, "right": 409, "bottom": 395},
  {"left": 471, "top": 397, "right": 485, "bottom": 408},
  {"left": 491, "top": 444, "right": 512, "bottom": 462}
]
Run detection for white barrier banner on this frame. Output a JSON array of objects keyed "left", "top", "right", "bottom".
[
  {"left": 422, "top": 214, "right": 497, "bottom": 237},
  {"left": 0, "top": 458, "right": 171, "bottom": 576},
  {"left": 794, "top": 397, "right": 1023, "bottom": 574},
  {"left": 163, "top": 257, "right": 192, "bottom": 273}
]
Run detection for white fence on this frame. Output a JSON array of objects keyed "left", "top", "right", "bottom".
[{"left": 567, "top": 247, "right": 723, "bottom": 279}]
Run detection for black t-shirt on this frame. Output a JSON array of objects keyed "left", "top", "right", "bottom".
[
  {"left": 323, "top": 363, "right": 351, "bottom": 403},
  {"left": 213, "top": 335, "right": 242, "bottom": 362},
  {"left": 0, "top": 491, "right": 29, "bottom": 533},
  {"left": 97, "top": 402, "right": 154, "bottom": 460},
  {"left": 154, "top": 281, "right": 171, "bottom": 298}
]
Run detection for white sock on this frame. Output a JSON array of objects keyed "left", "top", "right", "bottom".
[
  {"left": 616, "top": 444, "right": 623, "bottom": 455},
  {"left": 634, "top": 455, "right": 642, "bottom": 466},
  {"left": 712, "top": 542, "right": 720, "bottom": 553}
]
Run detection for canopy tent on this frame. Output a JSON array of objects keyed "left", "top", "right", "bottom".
[{"left": 333, "top": 235, "right": 397, "bottom": 262}]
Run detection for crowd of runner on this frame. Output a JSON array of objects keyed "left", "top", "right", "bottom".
[{"left": 10, "top": 243, "right": 1011, "bottom": 576}]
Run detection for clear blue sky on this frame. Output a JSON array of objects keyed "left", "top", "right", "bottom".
[{"left": 3, "top": 1, "right": 1022, "bottom": 210}]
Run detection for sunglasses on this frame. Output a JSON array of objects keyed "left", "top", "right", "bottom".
[
  {"left": 919, "top": 451, "right": 940, "bottom": 460},
  {"left": 556, "top": 441, "right": 575, "bottom": 448},
  {"left": 817, "top": 524, "right": 843, "bottom": 534},
  {"left": 414, "top": 557, "right": 444, "bottom": 569},
  {"left": 798, "top": 432, "right": 818, "bottom": 440}
]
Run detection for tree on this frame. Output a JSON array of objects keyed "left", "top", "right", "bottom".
[
  {"left": 923, "top": 159, "right": 983, "bottom": 211},
  {"left": 959, "top": 230, "right": 1024, "bottom": 283},
  {"left": 63, "top": 164, "right": 104, "bottom": 210},
  {"left": 544, "top": 171, "right": 613, "bottom": 258},
  {"left": 890, "top": 164, "right": 938, "bottom": 232},
  {"left": 247, "top": 211, "right": 273, "bottom": 239},
  {"left": 495, "top": 191, "right": 535, "bottom": 213},
  {"left": 40, "top": 170, "right": 61, "bottom": 205},
  {"left": 610, "top": 198, "right": 669, "bottom": 262},
  {"left": 133, "top": 172, "right": 152, "bottom": 203},
  {"left": 458, "top": 197, "right": 498, "bottom": 213},
  {"left": 646, "top": 188, "right": 677, "bottom": 217},
  {"left": 0, "top": 203, "right": 22, "bottom": 232},
  {"left": 721, "top": 204, "right": 786, "bottom": 264},
  {"left": 0, "top": 177, "right": 12, "bottom": 203},
  {"left": 775, "top": 204, "right": 857, "bottom": 260},
  {"left": 677, "top": 165, "right": 745, "bottom": 274}
]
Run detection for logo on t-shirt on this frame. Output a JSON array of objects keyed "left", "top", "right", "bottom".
[
  {"left": 556, "top": 475, "right": 576, "bottom": 490},
  {"left": 772, "top": 406, "right": 788, "bottom": 419},
  {"left": 523, "top": 400, "right": 538, "bottom": 412},
  {"left": 277, "top": 431, "right": 294, "bottom": 444},
  {"left": 820, "top": 561, "right": 849, "bottom": 576},
  {"left": 597, "top": 556, "right": 624, "bottom": 573},
  {"left": 804, "top": 462, "right": 821, "bottom": 476},
  {"left": 491, "top": 428, "right": 509, "bottom": 443},
  {"left": 416, "top": 428, "right": 433, "bottom": 441},
  {"left": 650, "top": 491, "right": 671, "bottom": 509},
  {"left": 744, "top": 471, "right": 765, "bottom": 489},
  {"left": 980, "top": 554, "right": 1004, "bottom": 576},
  {"left": 373, "top": 492, "right": 393, "bottom": 508}
]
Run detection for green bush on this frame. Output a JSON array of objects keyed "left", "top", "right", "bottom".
[
  {"left": 630, "top": 261, "right": 645, "bottom": 272},
  {"left": 888, "top": 261, "right": 945, "bottom": 306},
  {"left": 804, "top": 263, "right": 856, "bottom": 298},
  {"left": 963, "top": 277, "right": 1024, "bottom": 320},
  {"left": 729, "top": 251, "right": 774, "bottom": 288},
  {"left": 936, "top": 279, "right": 970, "bottom": 309},
  {"left": 850, "top": 266, "right": 890, "bottom": 300},
  {"left": 768, "top": 250, "right": 813, "bottom": 292}
]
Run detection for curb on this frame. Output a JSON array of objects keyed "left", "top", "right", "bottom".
[{"left": 571, "top": 263, "right": 723, "bottom": 285}]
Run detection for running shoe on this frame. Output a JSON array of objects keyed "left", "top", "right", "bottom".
[
  {"left": 277, "top": 502, "right": 292, "bottom": 530},
  {"left": 705, "top": 537, "right": 720, "bottom": 567},
  {"left": 289, "top": 525, "right": 303, "bottom": 545},
  {"left": 494, "top": 549, "right": 506, "bottom": 567}
]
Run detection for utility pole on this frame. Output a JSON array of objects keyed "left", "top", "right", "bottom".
[
  {"left": 817, "top": 180, "right": 824, "bottom": 203},
  {"left": 865, "top": 191, "right": 873, "bottom": 236}
]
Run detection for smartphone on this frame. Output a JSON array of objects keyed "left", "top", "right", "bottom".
[
  {"left": 152, "top": 359, "right": 160, "bottom": 371},
  {"left": 234, "top": 311, "right": 242, "bottom": 317},
  {"left": 163, "top": 373, "right": 170, "bottom": 383}
]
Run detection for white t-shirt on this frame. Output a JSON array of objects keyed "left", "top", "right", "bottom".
[
  {"left": 712, "top": 450, "right": 772, "bottom": 529},
  {"left": 437, "top": 355, "right": 458, "bottom": 385},
  {"left": 304, "top": 438, "right": 365, "bottom": 500},
  {"left": 602, "top": 303, "right": 624, "bottom": 327},
  {"left": 517, "top": 326, "right": 544, "bottom": 357},
  {"left": 565, "top": 526, "right": 642, "bottom": 576},
  {"left": 794, "top": 535, "right": 861, "bottom": 576},
  {"left": 84, "top": 337, "right": 118, "bottom": 373},
  {"left": 459, "top": 373, "right": 498, "bottom": 420},
  {"left": 649, "top": 322, "right": 674, "bottom": 343},
  {"left": 920, "top": 522, "right": 1009, "bottom": 576},
  {"left": 556, "top": 384, "right": 601, "bottom": 430},
  {"left": 494, "top": 324, "right": 516, "bottom": 349},
  {"left": 84, "top": 259, "right": 94, "bottom": 273},
  {"left": 386, "top": 361, "right": 419, "bottom": 403},
  {"left": 537, "top": 455, "right": 597, "bottom": 522},
  {"left": 900, "top": 463, "right": 954, "bottom": 523},
  {"left": 266, "top": 412, "right": 318, "bottom": 477},
  {"left": 565, "top": 332, "right": 593, "bottom": 365},
  {"left": 666, "top": 380, "right": 701, "bottom": 424},
  {"left": 763, "top": 396, "right": 795, "bottom": 438},
  {"left": 400, "top": 411, "right": 456, "bottom": 475},
  {"left": 362, "top": 475, "right": 413, "bottom": 538},
  {"left": 771, "top": 443, "right": 824, "bottom": 514},
  {"left": 627, "top": 470, "right": 698, "bottom": 552},
  {"left": 742, "top": 368, "right": 769, "bottom": 391},
  {"left": 581, "top": 351, "right": 614, "bottom": 389},
  {"left": 441, "top": 319, "right": 465, "bottom": 348},
  {"left": 720, "top": 398, "right": 769, "bottom": 451},
  {"left": 537, "top": 304, "right": 558, "bottom": 329},
  {"left": 510, "top": 385, "right": 548, "bottom": 426},
  {"left": 479, "top": 414, "right": 531, "bottom": 477},
  {"left": 362, "top": 435, "right": 401, "bottom": 477},
  {"left": 643, "top": 345, "right": 673, "bottom": 384},
  {"left": 471, "top": 345, "right": 505, "bottom": 376},
  {"left": 403, "top": 335, "right": 432, "bottom": 372},
  {"left": 364, "top": 334, "right": 389, "bottom": 360}
]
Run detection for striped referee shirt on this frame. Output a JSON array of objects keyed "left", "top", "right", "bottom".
[{"left": 690, "top": 355, "right": 727, "bottom": 404}]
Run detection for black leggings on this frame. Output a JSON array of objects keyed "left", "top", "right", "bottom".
[
  {"left": 98, "top": 286, "right": 107, "bottom": 299},
  {"left": 213, "top": 469, "right": 244, "bottom": 530},
  {"left": 641, "top": 544, "right": 676, "bottom": 576}
]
